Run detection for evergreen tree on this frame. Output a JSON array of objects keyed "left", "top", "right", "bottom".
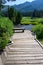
[
  {"left": 7, "top": 0, "right": 16, "bottom": 1},
  {"left": 8, "top": 7, "right": 22, "bottom": 25},
  {"left": 0, "top": 0, "right": 4, "bottom": 16},
  {"left": 0, "top": 0, "right": 2, "bottom": 11},
  {"left": 15, "top": 12, "right": 22, "bottom": 25},
  {"left": 8, "top": 7, "right": 15, "bottom": 20}
]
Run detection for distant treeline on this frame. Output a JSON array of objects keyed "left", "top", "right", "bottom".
[{"left": 21, "top": 10, "right": 43, "bottom": 17}]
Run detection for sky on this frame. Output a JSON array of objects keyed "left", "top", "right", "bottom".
[{"left": 4, "top": 0, "right": 34, "bottom": 6}]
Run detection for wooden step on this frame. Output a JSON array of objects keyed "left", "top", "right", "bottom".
[
  {"left": 9, "top": 46, "right": 40, "bottom": 48},
  {"left": 13, "top": 41, "right": 37, "bottom": 44},
  {"left": 5, "top": 46, "right": 43, "bottom": 52},
  {"left": 13, "top": 40, "right": 36, "bottom": 42},
  {"left": 4, "top": 63, "right": 43, "bottom": 65},
  {"left": 7, "top": 54, "right": 43, "bottom": 58},
  {"left": 7, "top": 57, "right": 43, "bottom": 61},
  {"left": 5, "top": 60, "right": 43, "bottom": 64},
  {"left": 8, "top": 48, "right": 42, "bottom": 52},
  {"left": 6, "top": 49, "right": 43, "bottom": 52},
  {"left": 7, "top": 51, "right": 43, "bottom": 55}
]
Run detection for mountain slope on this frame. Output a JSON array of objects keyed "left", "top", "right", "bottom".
[
  {"left": 32, "top": 0, "right": 43, "bottom": 10},
  {"left": 2, "top": 0, "right": 43, "bottom": 13},
  {"left": 13, "top": 2, "right": 31, "bottom": 10},
  {"left": 13, "top": 0, "right": 43, "bottom": 12},
  {"left": 13, "top": 2, "right": 34, "bottom": 12}
]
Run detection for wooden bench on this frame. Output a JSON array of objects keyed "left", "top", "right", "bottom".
[{"left": 13, "top": 28, "right": 25, "bottom": 33}]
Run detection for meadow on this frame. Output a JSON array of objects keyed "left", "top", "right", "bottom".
[{"left": 21, "top": 17, "right": 43, "bottom": 25}]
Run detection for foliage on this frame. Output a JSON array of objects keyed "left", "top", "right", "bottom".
[
  {"left": 32, "top": 10, "right": 40, "bottom": 17},
  {"left": 14, "top": 12, "right": 22, "bottom": 25},
  {"left": 21, "top": 17, "right": 43, "bottom": 25},
  {"left": 0, "top": 0, "right": 2, "bottom": 11},
  {"left": 0, "top": 0, "right": 5, "bottom": 17},
  {"left": 22, "top": 9, "right": 43, "bottom": 17},
  {"left": 8, "top": 7, "right": 15, "bottom": 20},
  {"left": 32, "top": 24, "right": 43, "bottom": 39},
  {"left": 8, "top": 7, "right": 22, "bottom": 25},
  {"left": 7, "top": 0, "right": 15, "bottom": 1},
  {"left": 0, "top": 17, "right": 13, "bottom": 50}
]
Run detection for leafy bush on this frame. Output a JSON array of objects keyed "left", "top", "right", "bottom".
[
  {"left": 32, "top": 24, "right": 43, "bottom": 39},
  {"left": 0, "top": 17, "right": 13, "bottom": 50}
]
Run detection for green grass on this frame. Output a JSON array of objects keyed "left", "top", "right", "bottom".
[{"left": 21, "top": 17, "right": 43, "bottom": 25}]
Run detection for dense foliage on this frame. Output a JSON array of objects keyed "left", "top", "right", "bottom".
[
  {"left": 0, "top": 0, "right": 2, "bottom": 11},
  {"left": 14, "top": 12, "right": 22, "bottom": 25},
  {"left": 8, "top": 7, "right": 22, "bottom": 25},
  {"left": 0, "top": 17, "right": 13, "bottom": 50},
  {"left": 21, "top": 17, "right": 43, "bottom": 25},
  {"left": 8, "top": 7, "right": 15, "bottom": 20},
  {"left": 32, "top": 24, "right": 43, "bottom": 39},
  {"left": 21, "top": 10, "right": 43, "bottom": 18}
]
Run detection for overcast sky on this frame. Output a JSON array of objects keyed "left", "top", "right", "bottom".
[{"left": 4, "top": 0, "right": 34, "bottom": 6}]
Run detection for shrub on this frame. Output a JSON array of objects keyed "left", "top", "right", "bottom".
[
  {"left": 32, "top": 24, "right": 43, "bottom": 39},
  {"left": 0, "top": 17, "right": 13, "bottom": 50}
]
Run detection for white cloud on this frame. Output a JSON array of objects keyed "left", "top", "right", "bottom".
[{"left": 4, "top": 0, "right": 34, "bottom": 6}]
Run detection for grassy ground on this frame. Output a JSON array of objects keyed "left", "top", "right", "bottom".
[{"left": 21, "top": 17, "right": 43, "bottom": 25}]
